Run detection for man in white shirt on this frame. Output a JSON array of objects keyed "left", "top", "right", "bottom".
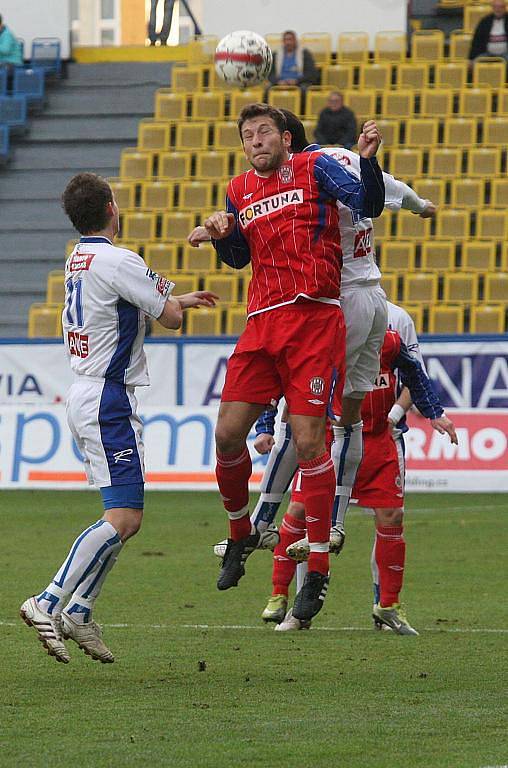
[
  {"left": 20, "top": 172, "right": 217, "bottom": 664},
  {"left": 469, "top": 0, "right": 508, "bottom": 63}
]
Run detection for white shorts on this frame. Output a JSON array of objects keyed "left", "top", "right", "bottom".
[
  {"left": 341, "top": 282, "right": 388, "bottom": 398},
  {"left": 66, "top": 377, "right": 145, "bottom": 488}
]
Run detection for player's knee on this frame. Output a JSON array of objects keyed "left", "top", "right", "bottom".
[
  {"left": 292, "top": 433, "right": 324, "bottom": 462},
  {"left": 287, "top": 501, "right": 305, "bottom": 520},
  {"left": 103, "top": 508, "right": 143, "bottom": 541},
  {"left": 375, "top": 507, "right": 404, "bottom": 526},
  {"left": 215, "top": 423, "right": 243, "bottom": 455}
]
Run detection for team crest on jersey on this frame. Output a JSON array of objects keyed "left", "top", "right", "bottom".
[
  {"left": 373, "top": 372, "right": 390, "bottom": 389},
  {"left": 309, "top": 376, "right": 325, "bottom": 395},
  {"left": 238, "top": 189, "right": 304, "bottom": 228},
  {"left": 278, "top": 163, "right": 293, "bottom": 184}
]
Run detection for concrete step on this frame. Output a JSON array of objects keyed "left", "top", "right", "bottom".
[
  {"left": 19, "top": 115, "right": 142, "bottom": 143},
  {"left": 0, "top": 169, "right": 120, "bottom": 200},
  {"left": 8, "top": 141, "right": 124, "bottom": 171},
  {"left": 0, "top": 230, "right": 74, "bottom": 256},
  {"left": 65, "top": 62, "right": 172, "bottom": 86},
  {"left": 47, "top": 85, "right": 160, "bottom": 117},
  {"left": 0, "top": 199, "right": 75, "bottom": 230}
]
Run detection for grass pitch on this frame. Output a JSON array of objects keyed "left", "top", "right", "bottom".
[{"left": 1, "top": 491, "right": 507, "bottom": 768}]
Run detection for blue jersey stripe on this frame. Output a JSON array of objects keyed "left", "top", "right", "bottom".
[
  {"left": 105, "top": 299, "right": 139, "bottom": 383},
  {"left": 98, "top": 379, "right": 144, "bottom": 486}
]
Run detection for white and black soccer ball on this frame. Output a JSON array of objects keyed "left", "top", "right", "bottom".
[{"left": 214, "top": 30, "right": 273, "bottom": 87}]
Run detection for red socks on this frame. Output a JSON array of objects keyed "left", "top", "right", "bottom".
[
  {"left": 375, "top": 524, "right": 406, "bottom": 606},
  {"left": 300, "top": 453, "right": 335, "bottom": 575},
  {"left": 272, "top": 512, "right": 307, "bottom": 596},
  {"left": 216, "top": 447, "right": 252, "bottom": 541}
]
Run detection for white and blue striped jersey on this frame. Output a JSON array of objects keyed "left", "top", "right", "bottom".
[
  {"left": 62, "top": 236, "right": 174, "bottom": 386},
  {"left": 387, "top": 300, "right": 426, "bottom": 371}
]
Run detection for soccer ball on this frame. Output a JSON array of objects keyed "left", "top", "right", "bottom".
[{"left": 214, "top": 30, "right": 273, "bottom": 87}]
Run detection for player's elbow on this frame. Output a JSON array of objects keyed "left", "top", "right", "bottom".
[{"left": 157, "top": 301, "right": 183, "bottom": 330}]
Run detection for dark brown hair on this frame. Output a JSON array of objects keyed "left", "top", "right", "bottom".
[
  {"left": 237, "top": 103, "right": 287, "bottom": 140},
  {"left": 62, "top": 173, "right": 113, "bottom": 234}
]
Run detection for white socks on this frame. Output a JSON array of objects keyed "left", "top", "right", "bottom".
[
  {"left": 331, "top": 421, "right": 363, "bottom": 528},
  {"left": 251, "top": 422, "right": 298, "bottom": 532}
]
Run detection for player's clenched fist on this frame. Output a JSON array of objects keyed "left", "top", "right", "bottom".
[
  {"left": 204, "top": 211, "right": 236, "bottom": 240},
  {"left": 358, "top": 120, "right": 382, "bottom": 159},
  {"left": 253, "top": 433, "right": 275, "bottom": 455}
]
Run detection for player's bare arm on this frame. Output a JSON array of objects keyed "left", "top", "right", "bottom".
[
  {"left": 157, "top": 291, "right": 219, "bottom": 330},
  {"left": 357, "top": 120, "right": 382, "bottom": 159},
  {"left": 204, "top": 211, "right": 236, "bottom": 239},
  {"left": 188, "top": 225, "right": 211, "bottom": 247}
]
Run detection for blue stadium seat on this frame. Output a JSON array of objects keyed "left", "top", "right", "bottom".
[
  {"left": 0, "top": 95, "right": 28, "bottom": 132},
  {"left": 0, "top": 124, "right": 9, "bottom": 162},
  {"left": 13, "top": 67, "right": 45, "bottom": 108},
  {"left": 30, "top": 38, "right": 62, "bottom": 76},
  {"left": 0, "top": 67, "right": 7, "bottom": 96}
]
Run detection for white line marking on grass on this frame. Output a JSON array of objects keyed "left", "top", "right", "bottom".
[{"left": 2, "top": 619, "right": 507, "bottom": 634}]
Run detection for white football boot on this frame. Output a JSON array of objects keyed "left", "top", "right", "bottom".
[
  {"left": 286, "top": 525, "right": 346, "bottom": 561},
  {"left": 61, "top": 613, "right": 115, "bottom": 663},
  {"left": 372, "top": 603, "right": 419, "bottom": 636},
  {"left": 213, "top": 523, "right": 280, "bottom": 558},
  {"left": 20, "top": 596, "right": 70, "bottom": 664},
  {"left": 274, "top": 607, "right": 311, "bottom": 632}
]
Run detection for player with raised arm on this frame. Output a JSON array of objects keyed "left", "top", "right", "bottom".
[
  {"left": 205, "top": 103, "right": 385, "bottom": 622},
  {"left": 20, "top": 173, "right": 217, "bottom": 664}
]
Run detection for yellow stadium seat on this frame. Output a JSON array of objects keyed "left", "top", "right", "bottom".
[
  {"left": 47, "top": 270, "right": 65, "bottom": 304},
  {"left": 122, "top": 212, "right": 157, "bottom": 241},
  {"left": 109, "top": 180, "right": 136, "bottom": 210},
  {"left": 491, "top": 178, "right": 508, "bottom": 208},
  {"left": 459, "top": 89, "right": 492, "bottom": 117},
  {"left": 154, "top": 90, "right": 187, "bottom": 121},
  {"left": 449, "top": 30, "right": 472, "bottom": 61},
  {"left": 428, "top": 305, "right": 464, "bottom": 334},
  {"left": 28, "top": 303, "right": 63, "bottom": 338},
  {"left": 195, "top": 151, "right": 229, "bottom": 180},
  {"left": 395, "top": 210, "right": 431, "bottom": 240},
  {"left": 66, "top": 239, "right": 78, "bottom": 256},
  {"left": 171, "top": 66, "right": 204, "bottom": 92},
  {"left": 477, "top": 209, "right": 508, "bottom": 240},
  {"left": 337, "top": 32, "right": 369, "bottom": 62},
  {"left": 380, "top": 90, "right": 414, "bottom": 119},
  {"left": 428, "top": 148, "right": 462, "bottom": 177},
  {"left": 435, "top": 209, "right": 470, "bottom": 240},
  {"left": 373, "top": 211, "right": 391, "bottom": 241},
  {"left": 497, "top": 88, "right": 508, "bottom": 115},
  {"left": 377, "top": 119, "right": 399, "bottom": 147},
  {"left": 229, "top": 88, "right": 264, "bottom": 118},
  {"left": 301, "top": 33, "right": 332, "bottom": 65},
  {"left": 484, "top": 273, "right": 508, "bottom": 303},
  {"left": 443, "top": 118, "right": 477, "bottom": 147},
  {"left": 144, "top": 243, "right": 178, "bottom": 274},
  {"left": 267, "top": 87, "right": 301, "bottom": 115},
  {"left": 450, "top": 178, "right": 485, "bottom": 207},
  {"left": 204, "top": 274, "right": 240, "bottom": 304},
  {"left": 306, "top": 87, "right": 330, "bottom": 119},
  {"left": 150, "top": 320, "right": 181, "bottom": 337},
  {"left": 115, "top": 240, "right": 139, "bottom": 253},
  {"left": 473, "top": 58, "right": 506, "bottom": 90},
  {"left": 120, "top": 151, "right": 153, "bottom": 180},
  {"left": 181, "top": 243, "right": 217, "bottom": 272},
  {"left": 191, "top": 35, "right": 219, "bottom": 63},
  {"left": 322, "top": 65, "right": 354, "bottom": 91},
  {"left": 405, "top": 118, "right": 439, "bottom": 147},
  {"left": 216, "top": 180, "right": 228, "bottom": 206},
  {"left": 191, "top": 92, "right": 226, "bottom": 121},
  {"left": 138, "top": 120, "right": 170, "bottom": 152},
  {"left": 401, "top": 303, "right": 424, "bottom": 334},
  {"left": 467, "top": 147, "right": 502, "bottom": 177},
  {"left": 358, "top": 63, "right": 392, "bottom": 91},
  {"left": 461, "top": 241, "right": 496, "bottom": 272},
  {"left": 178, "top": 181, "right": 213, "bottom": 210},
  {"left": 343, "top": 90, "right": 377, "bottom": 123},
  {"left": 140, "top": 181, "right": 174, "bottom": 210},
  {"left": 419, "top": 89, "right": 453, "bottom": 118},
  {"left": 374, "top": 31, "right": 406, "bottom": 62},
  {"left": 169, "top": 272, "right": 199, "bottom": 294},
  {"left": 208, "top": 68, "right": 236, "bottom": 91},
  {"left": 233, "top": 151, "right": 251, "bottom": 175},
  {"left": 412, "top": 177, "right": 446, "bottom": 207},
  {"left": 161, "top": 211, "right": 197, "bottom": 241},
  {"left": 380, "top": 241, "right": 416, "bottom": 272},
  {"left": 214, "top": 121, "right": 240, "bottom": 151},
  {"left": 443, "top": 273, "right": 479, "bottom": 304},
  {"left": 483, "top": 117, "right": 508, "bottom": 146},
  {"left": 186, "top": 308, "right": 222, "bottom": 336},
  {"left": 470, "top": 305, "right": 505, "bottom": 334},
  {"left": 175, "top": 123, "right": 209, "bottom": 151},
  {"left": 464, "top": 4, "right": 492, "bottom": 33},
  {"left": 395, "top": 62, "right": 429, "bottom": 90},
  {"left": 420, "top": 241, "right": 455, "bottom": 272},
  {"left": 379, "top": 273, "right": 398, "bottom": 302},
  {"left": 225, "top": 305, "right": 247, "bottom": 335},
  {"left": 389, "top": 148, "right": 423, "bottom": 178},
  {"left": 158, "top": 151, "right": 191, "bottom": 180},
  {"left": 402, "top": 273, "right": 438, "bottom": 303},
  {"left": 435, "top": 62, "right": 468, "bottom": 90},
  {"left": 411, "top": 29, "right": 445, "bottom": 61}
]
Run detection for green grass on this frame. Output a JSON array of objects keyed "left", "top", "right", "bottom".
[{"left": 1, "top": 491, "right": 507, "bottom": 768}]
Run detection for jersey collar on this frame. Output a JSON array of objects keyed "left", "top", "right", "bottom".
[
  {"left": 79, "top": 236, "right": 113, "bottom": 244},
  {"left": 304, "top": 143, "right": 321, "bottom": 152}
]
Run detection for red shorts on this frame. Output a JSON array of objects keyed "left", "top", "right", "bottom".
[
  {"left": 222, "top": 301, "right": 345, "bottom": 417},
  {"left": 351, "top": 429, "right": 405, "bottom": 509}
]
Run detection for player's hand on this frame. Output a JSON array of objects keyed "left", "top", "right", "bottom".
[
  {"left": 431, "top": 415, "right": 458, "bottom": 445},
  {"left": 204, "top": 212, "right": 235, "bottom": 240},
  {"left": 419, "top": 201, "right": 437, "bottom": 219},
  {"left": 188, "top": 226, "right": 211, "bottom": 247},
  {"left": 176, "top": 291, "right": 219, "bottom": 310},
  {"left": 254, "top": 433, "right": 275, "bottom": 454},
  {"left": 357, "top": 120, "right": 382, "bottom": 159}
]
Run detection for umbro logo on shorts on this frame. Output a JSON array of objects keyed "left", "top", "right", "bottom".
[{"left": 113, "top": 449, "right": 134, "bottom": 463}]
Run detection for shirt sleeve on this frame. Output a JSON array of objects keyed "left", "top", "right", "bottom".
[
  {"left": 255, "top": 408, "right": 277, "bottom": 436},
  {"left": 313, "top": 152, "right": 385, "bottom": 221},
  {"left": 394, "top": 341, "right": 443, "bottom": 419},
  {"left": 112, "top": 250, "right": 174, "bottom": 319},
  {"left": 211, "top": 193, "right": 251, "bottom": 269}
]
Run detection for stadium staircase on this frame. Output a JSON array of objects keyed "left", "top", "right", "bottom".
[{"left": 0, "top": 62, "right": 172, "bottom": 336}]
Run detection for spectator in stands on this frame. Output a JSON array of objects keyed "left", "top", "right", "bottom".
[
  {"left": 268, "top": 30, "right": 319, "bottom": 89},
  {"left": 469, "top": 0, "right": 508, "bottom": 64},
  {"left": 0, "top": 14, "right": 23, "bottom": 68},
  {"left": 148, "top": 0, "right": 175, "bottom": 46},
  {"left": 314, "top": 92, "right": 357, "bottom": 149}
]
